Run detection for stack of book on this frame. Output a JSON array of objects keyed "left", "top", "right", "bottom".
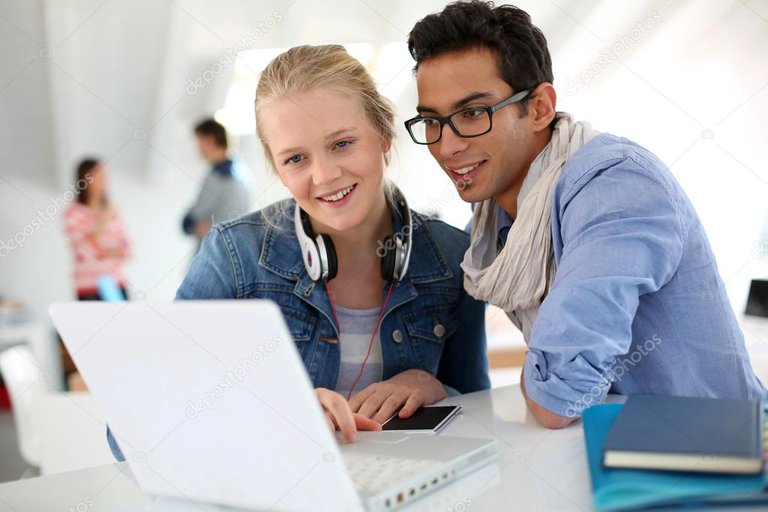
[{"left": 583, "top": 394, "right": 768, "bottom": 510}]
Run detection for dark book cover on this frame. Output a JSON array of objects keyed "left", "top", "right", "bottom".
[{"left": 602, "top": 394, "right": 763, "bottom": 474}]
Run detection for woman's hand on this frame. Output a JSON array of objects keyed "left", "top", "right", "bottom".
[
  {"left": 348, "top": 369, "right": 448, "bottom": 424},
  {"left": 315, "top": 388, "right": 381, "bottom": 442}
]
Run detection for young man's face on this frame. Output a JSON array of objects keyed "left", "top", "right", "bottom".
[
  {"left": 414, "top": 46, "right": 545, "bottom": 210},
  {"left": 195, "top": 134, "right": 218, "bottom": 162}
]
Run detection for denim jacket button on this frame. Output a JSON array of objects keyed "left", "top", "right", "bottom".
[
  {"left": 433, "top": 323, "right": 445, "bottom": 338},
  {"left": 392, "top": 330, "right": 403, "bottom": 343}
]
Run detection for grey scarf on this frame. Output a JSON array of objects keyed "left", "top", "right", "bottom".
[{"left": 461, "top": 113, "right": 599, "bottom": 341}]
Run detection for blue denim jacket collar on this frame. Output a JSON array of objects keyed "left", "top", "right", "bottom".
[{"left": 257, "top": 201, "right": 454, "bottom": 332}]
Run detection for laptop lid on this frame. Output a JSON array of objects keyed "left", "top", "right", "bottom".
[{"left": 50, "top": 300, "right": 364, "bottom": 511}]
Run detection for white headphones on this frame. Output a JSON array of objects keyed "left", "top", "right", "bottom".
[{"left": 294, "top": 187, "right": 412, "bottom": 283}]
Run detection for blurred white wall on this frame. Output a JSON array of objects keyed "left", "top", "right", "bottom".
[{"left": 0, "top": 0, "right": 767, "bottom": 323}]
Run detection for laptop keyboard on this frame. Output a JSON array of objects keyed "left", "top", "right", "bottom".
[{"left": 342, "top": 453, "right": 438, "bottom": 495}]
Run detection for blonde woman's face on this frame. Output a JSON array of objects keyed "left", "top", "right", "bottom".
[{"left": 260, "top": 88, "right": 390, "bottom": 234}]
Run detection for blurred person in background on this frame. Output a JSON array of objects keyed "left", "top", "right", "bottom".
[
  {"left": 181, "top": 118, "right": 251, "bottom": 247},
  {"left": 63, "top": 158, "right": 131, "bottom": 301},
  {"left": 62, "top": 157, "right": 132, "bottom": 389}
]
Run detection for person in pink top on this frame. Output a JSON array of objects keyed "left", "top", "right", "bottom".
[{"left": 63, "top": 158, "right": 132, "bottom": 301}]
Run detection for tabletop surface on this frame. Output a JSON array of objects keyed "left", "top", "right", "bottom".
[
  {"left": 0, "top": 384, "right": 764, "bottom": 512},
  {"left": 0, "top": 385, "right": 592, "bottom": 511}
]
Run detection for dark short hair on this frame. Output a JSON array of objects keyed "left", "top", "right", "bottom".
[
  {"left": 74, "top": 158, "right": 101, "bottom": 205},
  {"left": 408, "top": 1, "right": 553, "bottom": 96},
  {"left": 194, "top": 118, "right": 228, "bottom": 149}
]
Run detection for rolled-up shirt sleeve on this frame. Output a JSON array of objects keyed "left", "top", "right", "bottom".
[{"left": 523, "top": 156, "right": 684, "bottom": 417}]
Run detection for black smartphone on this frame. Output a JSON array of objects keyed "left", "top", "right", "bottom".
[{"left": 381, "top": 405, "right": 462, "bottom": 434}]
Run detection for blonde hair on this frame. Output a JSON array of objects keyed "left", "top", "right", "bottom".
[{"left": 255, "top": 44, "right": 396, "bottom": 169}]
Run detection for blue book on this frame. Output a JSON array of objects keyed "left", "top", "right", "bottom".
[
  {"left": 583, "top": 403, "right": 768, "bottom": 511},
  {"left": 603, "top": 394, "right": 763, "bottom": 474}
]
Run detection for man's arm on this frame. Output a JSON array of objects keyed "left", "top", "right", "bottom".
[
  {"left": 520, "top": 155, "right": 684, "bottom": 425},
  {"left": 520, "top": 365, "right": 576, "bottom": 429}
]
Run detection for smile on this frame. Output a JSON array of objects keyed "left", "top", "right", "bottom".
[
  {"left": 447, "top": 162, "right": 482, "bottom": 175},
  {"left": 319, "top": 184, "right": 356, "bottom": 203}
]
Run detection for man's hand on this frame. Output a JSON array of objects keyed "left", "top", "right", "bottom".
[
  {"left": 315, "top": 388, "right": 381, "bottom": 442},
  {"left": 348, "top": 369, "right": 448, "bottom": 424},
  {"left": 520, "top": 366, "right": 577, "bottom": 429}
]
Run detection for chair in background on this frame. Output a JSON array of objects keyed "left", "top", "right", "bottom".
[
  {"left": 485, "top": 306, "right": 526, "bottom": 388},
  {"left": 0, "top": 346, "right": 43, "bottom": 474},
  {"left": 0, "top": 345, "right": 115, "bottom": 476}
]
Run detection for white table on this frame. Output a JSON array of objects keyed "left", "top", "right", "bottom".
[
  {"left": 0, "top": 385, "right": 584, "bottom": 511},
  {"left": 0, "top": 385, "right": 763, "bottom": 512}
]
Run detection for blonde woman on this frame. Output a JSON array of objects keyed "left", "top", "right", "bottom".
[{"left": 177, "top": 46, "right": 489, "bottom": 442}]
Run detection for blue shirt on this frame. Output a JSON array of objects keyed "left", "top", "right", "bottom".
[
  {"left": 517, "top": 134, "right": 766, "bottom": 417},
  {"left": 211, "top": 158, "right": 234, "bottom": 177},
  {"left": 496, "top": 207, "right": 514, "bottom": 248}
]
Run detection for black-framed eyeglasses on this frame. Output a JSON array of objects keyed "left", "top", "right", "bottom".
[{"left": 404, "top": 89, "right": 532, "bottom": 145}]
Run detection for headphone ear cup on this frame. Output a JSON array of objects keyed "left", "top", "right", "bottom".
[
  {"left": 380, "top": 235, "right": 396, "bottom": 281},
  {"left": 301, "top": 238, "right": 322, "bottom": 281},
  {"left": 318, "top": 234, "right": 338, "bottom": 281},
  {"left": 295, "top": 205, "right": 322, "bottom": 281}
]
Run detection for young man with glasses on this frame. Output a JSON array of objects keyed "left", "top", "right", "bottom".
[{"left": 406, "top": 1, "right": 766, "bottom": 428}]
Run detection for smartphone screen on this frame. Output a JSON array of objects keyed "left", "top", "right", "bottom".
[{"left": 381, "top": 405, "right": 461, "bottom": 433}]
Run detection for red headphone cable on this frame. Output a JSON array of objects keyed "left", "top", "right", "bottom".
[{"left": 326, "top": 280, "right": 396, "bottom": 401}]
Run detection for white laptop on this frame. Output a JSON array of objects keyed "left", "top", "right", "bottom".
[{"left": 50, "top": 301, "right": 497, "bottom": 511}]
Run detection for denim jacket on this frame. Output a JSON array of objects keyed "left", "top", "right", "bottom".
[{"left": 176, "top": 199, "right": 490, "bottom": 394}]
